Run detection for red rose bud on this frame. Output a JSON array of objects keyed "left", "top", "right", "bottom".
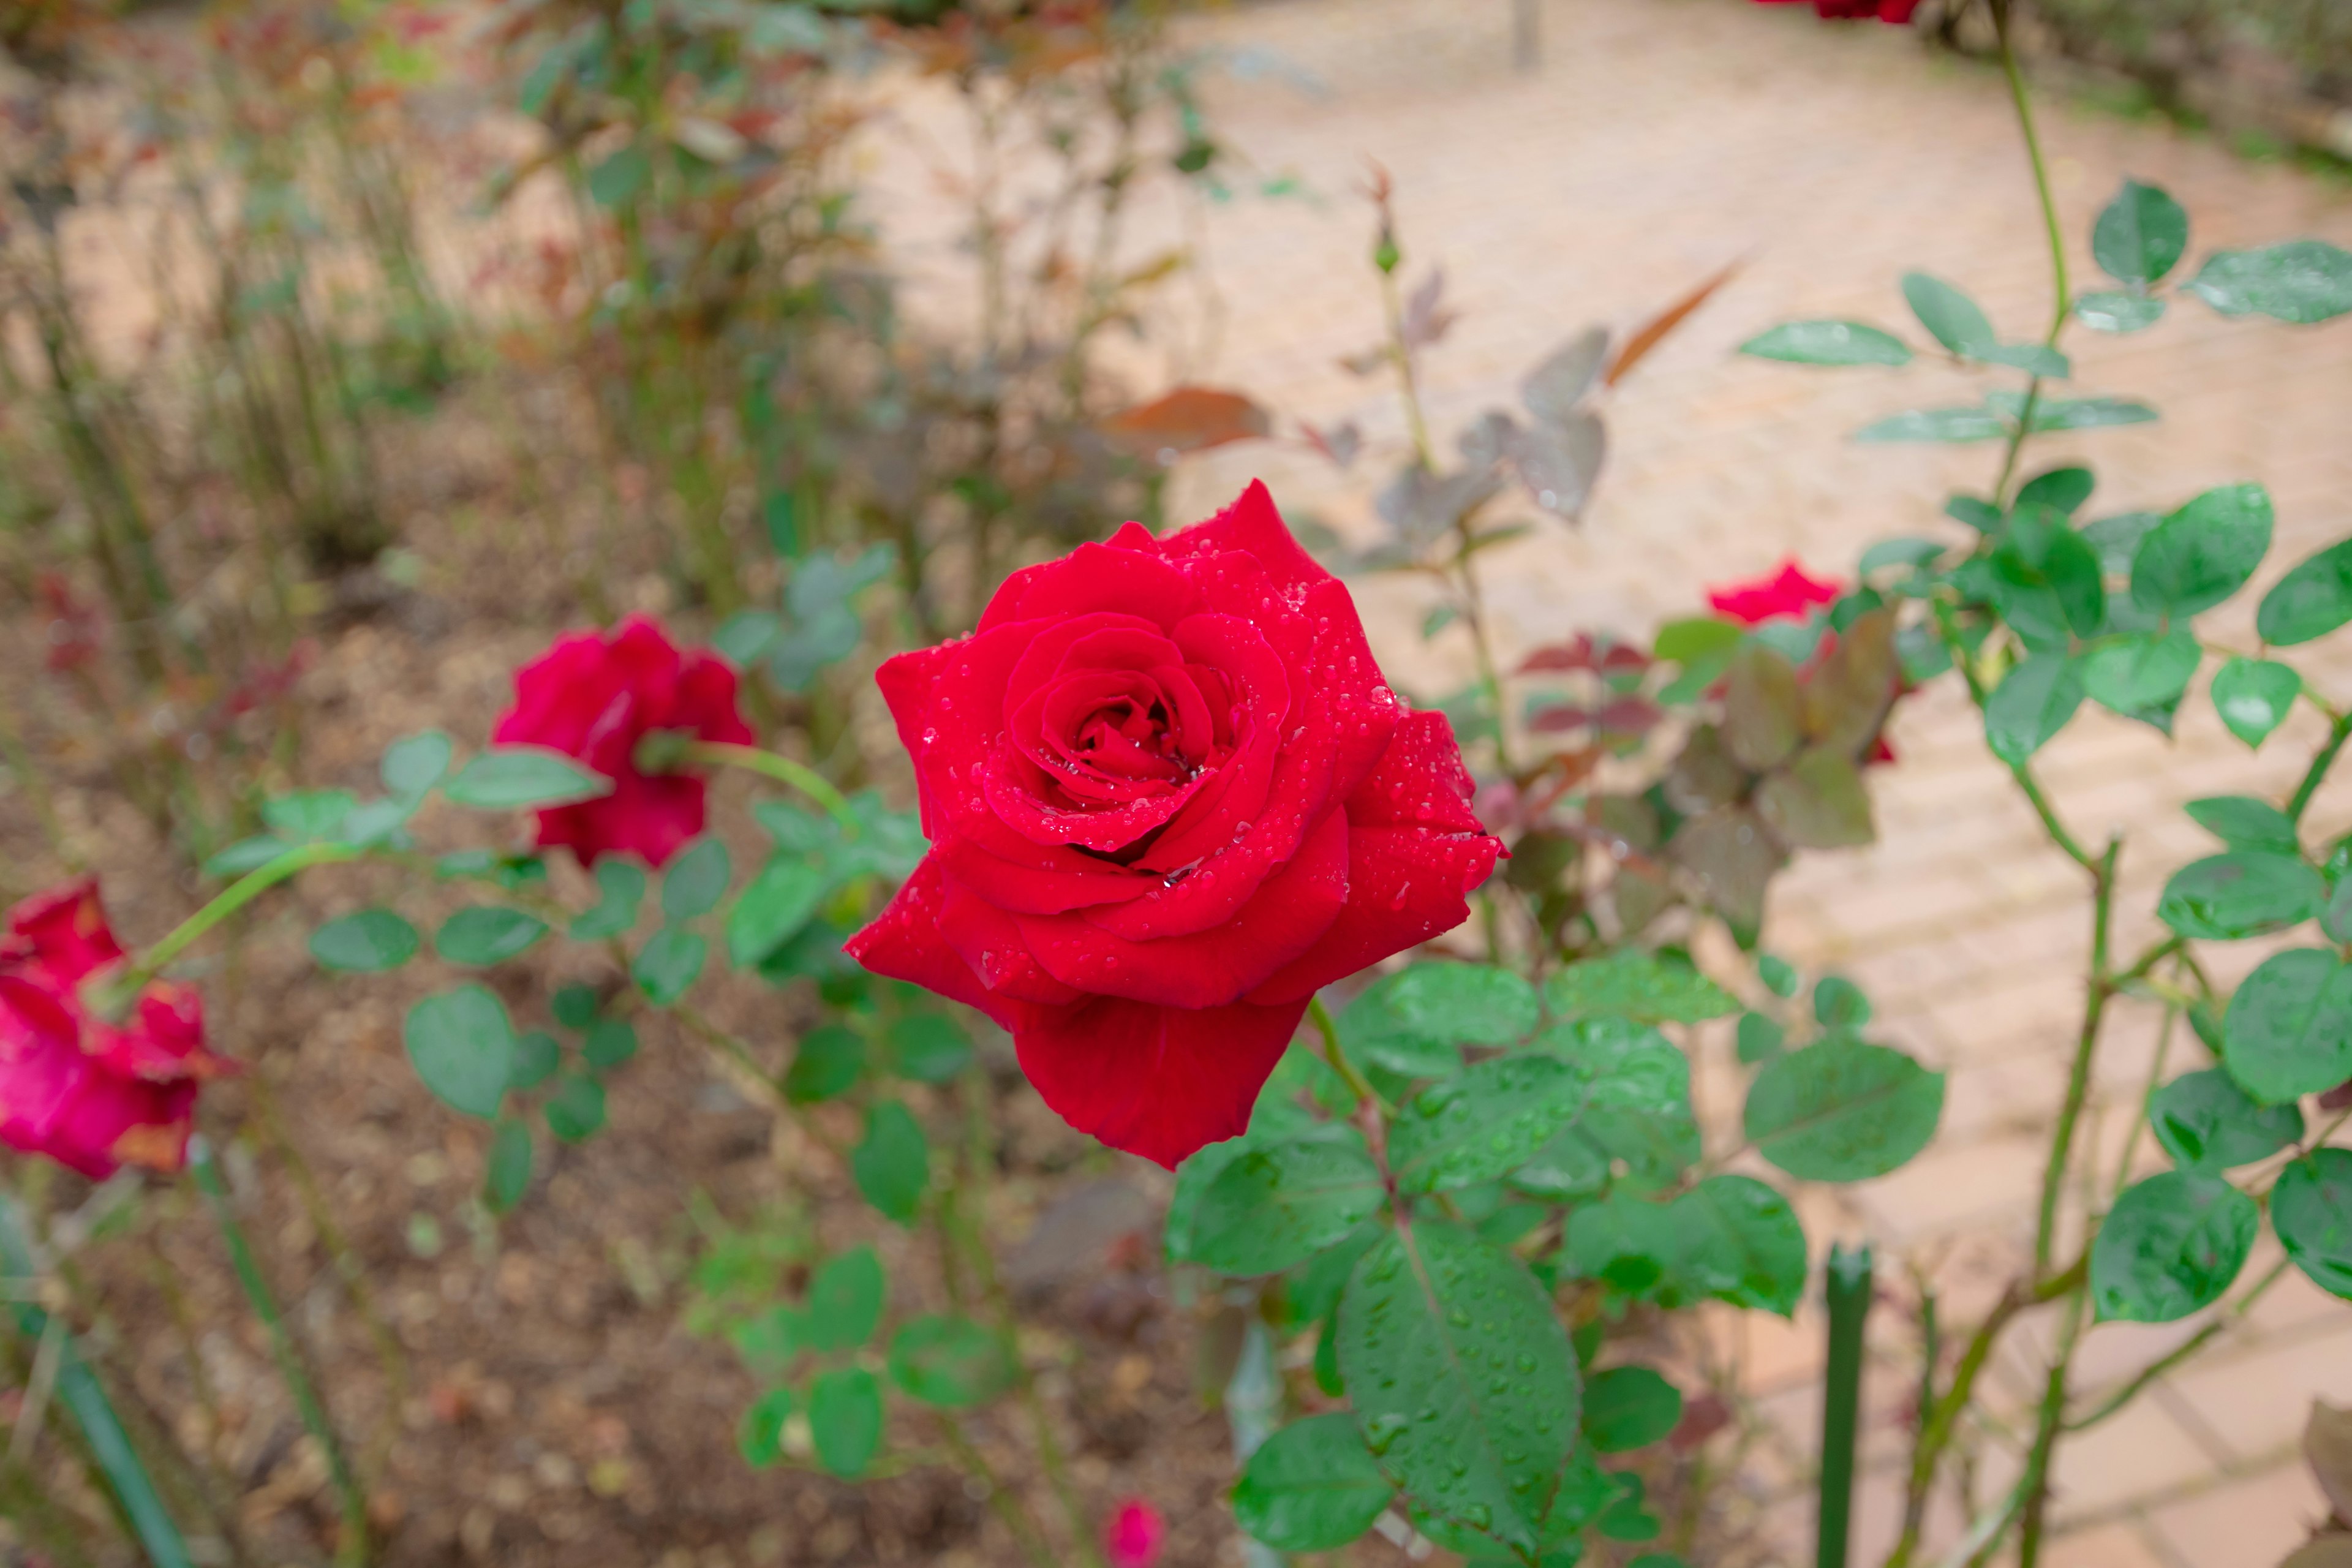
[
  {"left": 1103, "top": 1498, "right": 1166, "bottom": 1568},
  {"left": 1705, "top": 559, "right": 1842, "bottom": 627},
  {"left": 848, "top": 481, "right": 1501, "bottom": 1167},
  {"left": 0, "top": 880, "right": 233, "bottom": 1180},
  {"left": 491, "top": 616, "right": 754, "bottom": 869}
]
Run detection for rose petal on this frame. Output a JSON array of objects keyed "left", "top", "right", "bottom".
[
  {"left": 2, "top": 878, "right": 125, "bottom": 984},
  {"left": 1156, "top": 478, "right": 1332, "bottom": 598},
  {"left": 845, "top": 857, "right": 1021, "bottom": 1030},
  {"left": 1012, "top": 993, "right": 1309, "bottom": 1167},
  {"left": 1016, "top": 810, "right": 1349, "bottom": 1008},
  {"left": 978, "top": 538, "right": 1199, "bottom": 635}
]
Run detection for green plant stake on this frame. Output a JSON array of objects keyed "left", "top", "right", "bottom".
[
  {"left": 0, "top": 1196, "right": 195, "bottom": 1568},
  {"left": 190, "top": 1137, "right": 371, "bottom": 1566},
  {"left": 1818, "top": 1242, "right": 1872, "bottom": 1568}
]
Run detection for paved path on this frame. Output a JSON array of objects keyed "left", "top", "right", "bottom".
[{"left": 876, "top": 1, "right": 2352, "bottom": 1562}]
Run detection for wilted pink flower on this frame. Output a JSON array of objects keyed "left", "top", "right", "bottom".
[{"left": 1102, "top": 1497, "right": 1165, "bottom": 1568}]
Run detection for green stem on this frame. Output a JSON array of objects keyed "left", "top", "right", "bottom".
[
  {"left": 2035, "top": 839, "right": 2119, "bottom": 1276},
  {"left": 100, "top": 841, "right": 362, "bottom": 1012},
  {"left": 2015, "top": 1292, "right": 2089, "bottom": 1567},
  {"left": 2288, "top": 711, "right": 2352, "bottom": 825},
  {"left": 0, "top": 1197, "right": 195, "bottom": 1568},
  {"left": 680, "top": 742, "right": 861, "bottom": 835},
  {"left": 1306, "top": 994, "right": 1393, "bottom": 1118},
  {"left": 937, "top": 1411, "right": 1058, "bottom": 1568},
  {"left": 2064, "top": 1257, "right": 2288, "bottom": 1432},
  {"left": 188, "top": 1139, "right": 369, "bottom": 1566},
  {"left": 1986, "top": 0, "right": 2071, "bottom": 510},
  {"left": 1932, "top": 605, "right": 2098, "bottom": 873}
]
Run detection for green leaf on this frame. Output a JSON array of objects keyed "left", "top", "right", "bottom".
[
  {"left": 1755, "top": 746, "right": 1873, "bottom": 850},
  {"left": 2156, "top": 853, "right": 2323, "bottom": 940},
  {"left": 543, "top": 1073, "right": 606, "bottom": 1143},
  {"left": 785, "top": 1023, "right": 865, "bottom": 1104},
  {"left": 1744, "top": 1039, "right": 1944, "bottom": 1182},
  {"left": 1654, "top": 617, "right": 1743, "bottom": 664},
  {"left": 1525, "top": 1018, "right": 1702, "bottom": 1192},
  {"left": 1390, "top": 1056, "right": 1589, "bottom": 1196},
  {"left": 1985, "top": 654, "right": 2082, "bottom": 765},
  {"left": 2078, "top": 631, "right": 2199, "bottom": 728},
  {"left": 853, "top": 1102, "right": 929, "bottom": 1223},
  {"left": 1901, "top": 272, "right": 1997, "bottom": 356},
  {"left": 2184, "top": 796, "right": 2299, "bottom": 854},
  {"left": 442, "top": 748, "right": 611, "bottom": 810},
  {"left": 1738, "top": 321, "right": 1912, "bottom": 366},
  {"left": 661, "top": 837, "right": 733, "bottom": 921},
  {"left": 727, "top": 856, "right": 826, "bottom": 968},
  {"left": 1349, "top": 962, "right": 1539, "bottom": 1068},
  {"left": 2271, "top": 1149, "right": 2352, "bottom": 1300},
  {"left": 1192, "top": 1132, "right": 1385, "bottom": 1274},
  {"left": 2082, "top": 510, "right": 2162, "bottom": 576},
  {"left": 1979, "top": 342, "right": 2071, "bottom": 377},
  {"left": 1565, "top": 1193, "right": 1681, "bottom": 1297},
  {"left": 382, "top": 731, "right": 454, "bottom": 799},
  {"left": 2148, "top": 1068, "right": 2302, "bottom": 1170},
  {"left": 803, "top": 1247, "right": 886, "bottom": 1351},
  {"left": 2090, "top": 1170, "right": 2256, "bottom": 1322},
  {"left": 2223, "top": 949, "right": 2352, "bottom": 1104},
  {"left": 1814, "top": 976, "right": 1871, "bottom": 1030},
  {"left": 2211, "top": 658, "right": 2301, "bottom": 747},
  {"left": 1758, "top": 955, "right": 1800, "bottom": 998},
  {"left": 2130, "top": 484, "right": 2273, "bottom": 617},
  {"left": 1992, "top": 507, "right": 2106, "bottom": 643},
  {"left": 1854, "top": 405, "right": 2010, "bottom": 445},
  {"left": 1544, "top": 951, "right": 1737, "bottom": 1023},
  {"left": 2076, "top": 290, "right": 2165, "bottom": 333},
  {"left": 552, "top": 984, "right": 598, "bottom": 1030},
  {"left": 2016, "top": 467, "right": 2095, "bottom": 516},
  {"left": 205, "top": 835, "right": 292, "bottom": 877},
  {"left": 582, "top": 1016, "right": 638, "bottom": 1071},
  {"left": 508, "top": 1030, "right": 560, "bottom": 1091},
  {"left": 1672, "top": 1175, "right": 1808, "bottom": 1316},
  {"left": 2092, "top": 178, "right": 2189, "bottom": 285},
  {"left": 2186, "top": 241, "right": 2352, "bottom": 324},
  {"left": 1858, "top": 537, "right": 1947, "bottom": 576},
  {"left": 484, "top": 1120, "right": 533, "bottom": 1213},
  {"left": 570, "top": 859, "right": 646, "bottom": 940},
  {"left": 1336, "top": 1221, "right": 1579, "bottom": 1555},
  {"left": 434, "top": 907, "right": 548, "bottom": 967},
  {"left": 2002, "top": 394, "right": 2158, "bottom": 433},
  {"left": 1232, "top": 1412, "right": 1394, "bottom": 1552},
  {"left": 2256, "top": 539, "right": 2352, "bottom": 647},
  {"left": 404, "top": 986, "right": 517, "bottom": 1119},
  {"left": 586, "top": 140, "right": 650, "bottom": 209},
  {"left": 1945, "top": 495, "right": 2006, "bottom": 532},
  {"left": 632, "top": 927, "right": 707, "bottom": 1006},
  {"left": 309, "top": 910, "right": 419, "bottom": 973},
  {"left": 888, "top": 1315, "right": 1014, "bottom": 1408},
  {"left": 1582, "top": 1366, "right": 1682, "bottom": 1454},
  {"left": 809, "top": 1367, "right": 884, "bottom": 1477},
  {"left": 1736, "top": 1011, "right": 1785, "bottom": 1065},
  {"left": 263, "top": 790, "right": 356, "bottom": 843},
  {"left": 884, "top": 1013, "right": 971, "bottom": 1084},
  {"left": 737, "top": 1387, "right": 794, "bottom": 1468}
]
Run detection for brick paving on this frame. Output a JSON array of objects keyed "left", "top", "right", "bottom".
[{"left": 911, "top": 0, "right": 2352, "bottom": 1561}]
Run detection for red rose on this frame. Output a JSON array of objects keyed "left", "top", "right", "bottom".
[
  {"left": 848, "top": 483, "right": 1500, "bottom": 1167},
  {"left": 1752, "top": 0, "right": 1917, "bottom": 19},
  {"left": 1104, "top": 1498, "right": 1166, "bottom": 1568},
  {"left": 0, "top": 880, "right": 232, "bottom": 1180},
  {"left": 1705, "top": 559, "right": 1842, "bottom": 626},
  {"left": 491, "top": 616, "right": 753, "bottom": 868}
]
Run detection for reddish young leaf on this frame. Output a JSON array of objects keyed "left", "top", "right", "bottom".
[
  {"left": 1101, "top": 388, "right": 1272, "bottom": 456},
  {"left": 1605, "top": 258, "right": 1746, "bottom": 388}
]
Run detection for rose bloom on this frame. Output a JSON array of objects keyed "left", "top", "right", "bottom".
[
  {"left": 850, "top": 483, "right": 1501, "bottom": 1167},
  {"left": 1753, "top": 0, "right": 1919, "bottom": 20},
  {"left": 492, "top": 615, "right": 753, "bottom": 868},
  {"left": 1705, "top": 559, "right": 1842, "bottom": 626},
  {"left": 0, "top": 881, "right": 232, "bottom": 1179},
  {"left": 1103, "top": 1498, "right": 1166, "bottom": 1568}
]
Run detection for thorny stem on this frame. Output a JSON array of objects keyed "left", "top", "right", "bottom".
[
  {"left": 188, "top": 1138, "right": 369, "bottom": 1567},
  {"left": 938, "top": 1411, "right": 1058, "bottom": 1568},
  {"left": 1931, "top": 604, "right": 2098, "bottom": 873},
  {"left": 678, "top": 742, "right": 861, "bottom": 835},
  {"left": 2035, "top": 838, "right": 2120, "bottom": 1276},
  {"left": 2014, "top": 1291, "right": 2089, "bottom": 1568}
]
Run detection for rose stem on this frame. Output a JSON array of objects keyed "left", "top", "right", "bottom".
[{"left": 677, "top": 741, "right": 862, "bottom": 835}]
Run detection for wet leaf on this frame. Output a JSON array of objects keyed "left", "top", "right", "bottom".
[
  {"left": 2271, "top": 1150, "right": 2352, "bottom": 1300},
  {"left": 1390, "top": 1056, "right": 1589, "bottom": 1195},
  {"left": 1231, "top": 1414, "right": 1394, "bottom": 1551},
  {"left": 2092, "top": 178, "right": 2189, "bottom": 285},
  {"left": 2149, "top": 1068, "right": 2302, "bottom": 1170},
  {"left": 1744, "top": 1040, "right": 1943, "bottom": 1182},
  {"left": 2090, "top": 1170, "right": 2256, "bottom": 1322},
  {"left": 2157, "top": 853, "right": 2323, "bottom": 940},
  {"left": 2258, "top": 540, "right": 2352, "bottom": 647},
  {"left": 1192, "top": 1132, "right": 1385, "bottom": 1273},
  {"left": 1738, "top": 321, "right": 1912, "bottom": 366},
  {"left": 2186, "top": 241, "right": 2352, "bottom": 323},
  {"left": 2131, "top": 484, "right": 2273, "bottom": 617},
  {"left": 2211, "top": 658, "right": 2301, "bottom": 747}
]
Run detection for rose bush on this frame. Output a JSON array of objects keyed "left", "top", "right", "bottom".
[
  {"left": 491, "top": 615, "right": 753, "bottom": 868},
  {"left": 0, "top": 880, "right": 230, "bottom": 1179},
  {"left": 848, "top": 482, "right": 1502, "bottom": 1166}
]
